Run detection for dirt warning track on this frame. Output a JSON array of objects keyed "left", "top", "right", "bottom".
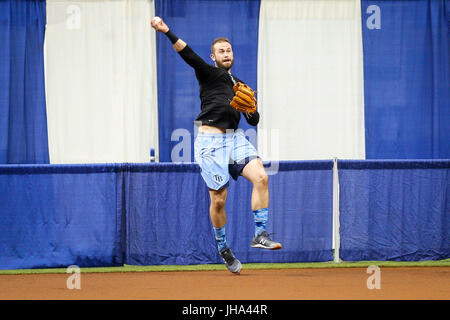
[{"left": 0, "top": 267, "right": 449, "bottom": 300}]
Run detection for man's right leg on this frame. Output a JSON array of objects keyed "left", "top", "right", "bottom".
[
  {"left": 209, "top": 187, "right": 228, "bottom": 251},
  {"left": 209, "top": 187, "right": 242, "bottom": 275},
  {"left": 195, "top": 132, "right": 241, "bottom": 274}
]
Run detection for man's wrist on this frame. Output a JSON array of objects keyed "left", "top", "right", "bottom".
[{"left": 164, "top": 30, "right": 179, "bottom": 44}]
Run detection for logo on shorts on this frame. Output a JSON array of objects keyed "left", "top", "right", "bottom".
[{"left": 214, "top": 175, "right": 223, "bottom": 182}]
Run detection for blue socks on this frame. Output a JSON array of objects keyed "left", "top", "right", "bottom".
[
  {"left": 214, "top": 207, "right": 269, "bottom": 252},
  {"left": 213, "top": 226, "right": 229, "bottom": 253},
  {"left": 253, "top": 208, "right": 268, "bottom": 237}
]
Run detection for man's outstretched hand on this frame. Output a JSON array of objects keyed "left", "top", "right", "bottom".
[{"left": 151, "top": 16, "right": 169, "bottom": 33}]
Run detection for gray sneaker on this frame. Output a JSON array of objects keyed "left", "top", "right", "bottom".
[
  {"left": 220, "top": 248, "right": 242, "bottom": 275},
  {"left": 250, "top": 231, "right": 282, "bottom": 250}
]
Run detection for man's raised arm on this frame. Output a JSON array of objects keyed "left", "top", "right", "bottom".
[
  {"left": 151, "top": 17, "right": 211, "bottom": 76},
  {"left": 151, "top": 16, "right": 186, "bottom": 52}
]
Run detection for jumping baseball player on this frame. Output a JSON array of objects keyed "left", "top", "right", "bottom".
[{"left": 151, "top": 17, "right": 282, "bottom": 275}]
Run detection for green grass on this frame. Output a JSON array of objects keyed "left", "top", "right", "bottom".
[{"left": 1, "top": 258, "right": 449, "bottom": 275}]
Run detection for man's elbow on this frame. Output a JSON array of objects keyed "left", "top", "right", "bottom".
[{"left": 247, "top": 112, "right": 260, "bottom": 126}]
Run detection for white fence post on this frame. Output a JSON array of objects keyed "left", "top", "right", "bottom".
[{"left": 333, "top": 157, "right": 341, "bottom": 263}]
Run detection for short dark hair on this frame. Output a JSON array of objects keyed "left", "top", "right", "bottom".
[{"left": 211, "top": 37, "right": 231, "bottom": 54}]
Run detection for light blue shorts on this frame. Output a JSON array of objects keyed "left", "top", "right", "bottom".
[{"left": 194, "top": 130, "right": 259, "bottom": 190}]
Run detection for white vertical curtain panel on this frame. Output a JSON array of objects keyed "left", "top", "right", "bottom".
[
  {"left": 45, "top": 0, "right": 158, "bottom": 163},
  {"left": 257, "top": 0, "right": 365, "bottom": 161}
]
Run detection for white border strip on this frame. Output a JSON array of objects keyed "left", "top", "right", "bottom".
[{"left": 332, "top": 157, "right": 341, "bottom": 263}]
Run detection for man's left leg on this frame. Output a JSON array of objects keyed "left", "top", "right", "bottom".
[
  {"left": 241, "top": 158, "right": 282, "bottom": 250},
  {"left": 241, "top": 158, "right": 269, "bottom": 211}
]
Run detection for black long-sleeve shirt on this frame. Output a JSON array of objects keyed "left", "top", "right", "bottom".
[{"left": 178, "top": 45, "right": 260, "bottom": 130}]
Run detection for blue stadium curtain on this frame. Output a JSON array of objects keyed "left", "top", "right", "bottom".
[
  {"left": 0, "top": 164, "right": 125, "bottom": 270},
  {"left": 0, "top": 0, "right": 49, "bottom": 164},
  {"left": 125, "top": 163, "right": 214, "bottom": 265},
  {"left": 338, "top": 160, "right": 450, "bottom": 261},
  {"left": 362, "top": 0, "right": 450, "bottom": 159},
  {"left": 125, "top": 161, "right": 333, "bottom": 265},
  {"left": 155, "top": 0, "right": 260, "bottom": 162}
]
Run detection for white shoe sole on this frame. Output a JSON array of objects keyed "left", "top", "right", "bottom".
[{"left": 250, "top": 243, "right": 282, "bottom": 250}]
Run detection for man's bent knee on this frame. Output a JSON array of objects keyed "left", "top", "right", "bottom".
[
  {"left": 209, "top": 188, "right": 227, "bottom": 211},
  {"left": 211, "top": 197, "right": 226, "bottom": 211},
  {"left": 254, "top": 171, "right": 268, "bottom": 187}
]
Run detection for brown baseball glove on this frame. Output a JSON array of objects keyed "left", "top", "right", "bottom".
[{"left": 230, "top": 82, "right": 257, "bottom": 114}]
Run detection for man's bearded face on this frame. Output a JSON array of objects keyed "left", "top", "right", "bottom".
[{"left": 212, "top": 42, "right": 234, "bottom": 71}]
